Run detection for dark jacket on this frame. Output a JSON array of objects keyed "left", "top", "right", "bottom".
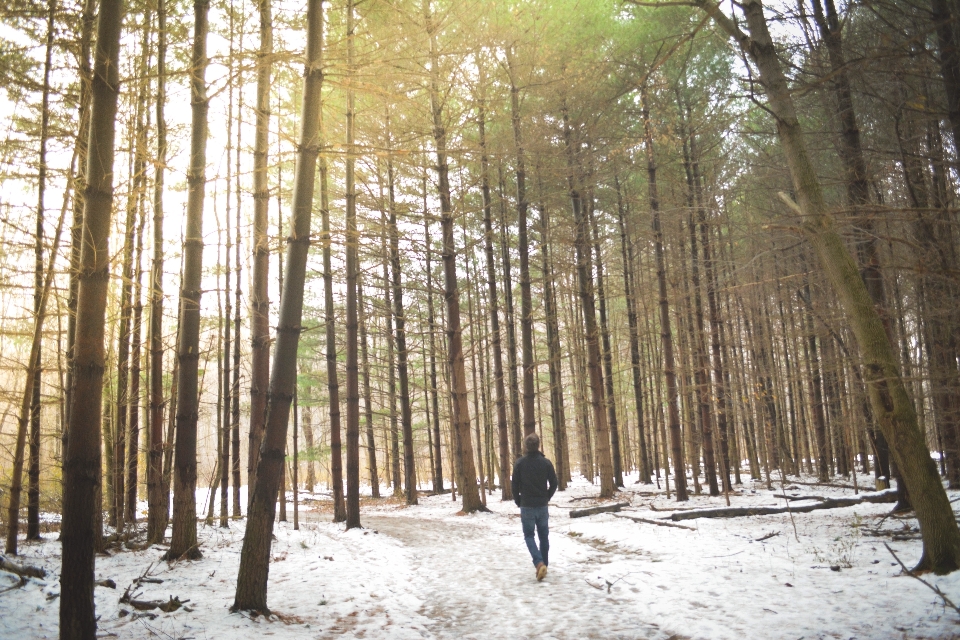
[{"left": 512, "top": 451, "right": 558, "bottom": 508}]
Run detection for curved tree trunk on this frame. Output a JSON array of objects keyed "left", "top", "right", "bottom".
[
  {"left": 699, "top": 0, "right": 960, "bottom": 573},
  {"left": 233, "top": 0, "right": 324, "bottom": 611}
]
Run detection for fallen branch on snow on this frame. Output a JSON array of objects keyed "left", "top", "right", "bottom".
[
  {"left": 668, "top": 490, "right": 897, "bottom": 521},
  {"left": 613, "top": 514, "right": 696, "bottom": 531},
  {"left": 570, "top": 502, "right": 630, "bottom": 518},
  {"left": 885, "top": 543, "right": 960, "bottom": 616},
  {"left": 0, "top": 555, "right": 46, "bottom": 579}
]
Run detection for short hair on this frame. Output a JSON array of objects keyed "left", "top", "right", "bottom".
[{"left": 524, "top": 433, "right": 540, "bottom": 454}]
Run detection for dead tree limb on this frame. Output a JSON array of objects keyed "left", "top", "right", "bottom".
[
  {"left": 0, "top": 555, "right": 47, "bottom": 579},
  {"left": 570, "top": 502, "right": 630, "bottom": 518},
  {"left": 669, "top": 491, "right": 897, "bottom": 521},
  {"left": 614, "top": 513, "right": 696, "bottom": 530},
  {"left": 885, "top": 543, "right": 960, "bottom": 615}
]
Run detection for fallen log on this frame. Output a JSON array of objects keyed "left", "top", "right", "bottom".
[
  {"left": 614, "top": 514, "right": 696, "bottom": 531},
  {"left": 668, "top": 490, "right": 897, "bottom": 521},
  {"left": 0, "top": 555, "right": 46, "bottom": 579},
  {"left": 570, "top": 502, "right": 630, "bottom": 518}
]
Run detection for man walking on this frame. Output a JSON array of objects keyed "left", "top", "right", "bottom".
[{"left": 512, "top": 433, "right": 558, "bottom": 581}]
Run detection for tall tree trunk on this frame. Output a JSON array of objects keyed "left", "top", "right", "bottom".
[
  {"left": 640, "top": 87, "right": 687, "bottom": 501},
  {"left": 498, "top": 165, "right": 522, "bottom": 460},
  {"left": 303, "top": 405, "right": 315, "bottom": 490},
  {"left": 477, "top": 84, "right": 511, "bottom": 500},
  {"left": 424, "top": 207, "right": 443, "bottom": 492},
  {"left": 221, "top": 50, "right": 234, "bottom": 526},
  {"left": 615, "top": 176, "right": 650, "bottom": 484},
  {"left": 6, "top": 161, "right": 73, "bottom": 555},
  {"left": 232, "top": 69, "right": 243, "bottom": 517},
  {"left": 358, "top": 275, "right": 379, "bottom": 497},
  {"left": 26, "top": 0, "right": 56, "bottom": 542},
  {"left": 344, "top": 0, "right": 361, "bottom": 528},
  {"left": 504, "top": 48, "right": 536, "bottom": 445},
  {"left": 233, "top": 0, "right": 324, "bottom": 610},
  {"left": 563, "top": 112, "right": 615, "bottom": 499},
  {"left": 381, "top": 214, "right": 401, "bottom": 495},
  {"left": 320, "top": 104, "right": 346, "bottom": 523},
  {"left": 691, "top": 128, "right": 732, "bottom": 493},
  {"left": 167, "top": 0, "right": 210, "bottom": 561},
  {"left": 589, "top": 201, "right": 624, "bottom": 487},
  {"left": 700, "top": 0, "right": 960, "bottom": 572},
  {"left": 425, "top": 0, "right": 483, "bottom": 512},
  {"left": 248, "top": 0, "right": 273, "bottom": 506},
  {"left": 540, "top": 193, "right": 569, "bottom": 489},
  {"left": 65, "top": 0, "right": 96, "bottom": 456},
  {"left": 126, "top": 194, "right": 147, "bottom": 525},
  {"left": 147, "top": 0, "right": 168, "bottom": 544},
  {"left": 466, "top": 249, "right": 487, "bottom": 505},
  {"left": 679, "top": 118, "right": 718, "bottom": 496},
  {"left": 384, "top": 121, "right": 417, "bottom": 506},
  {"left": 60, "top": 0, "right": 124, "bottom": 633}
]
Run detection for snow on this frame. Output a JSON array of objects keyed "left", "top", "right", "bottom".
[{"left": 2, "top": 473, "right": 959, "bottom": 639}]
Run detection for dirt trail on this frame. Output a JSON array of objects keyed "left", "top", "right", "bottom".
[{"left": 365, "top": 512, "right": 677, "bottom": 640}]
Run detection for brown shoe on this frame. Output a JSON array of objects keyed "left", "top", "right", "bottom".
[{"left": 536, "top": 562, "right": 547, "bottom": 581}]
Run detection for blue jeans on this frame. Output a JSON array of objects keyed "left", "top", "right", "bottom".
[{"left": 520, "top": 506, "right": 549, "bottom": 567}]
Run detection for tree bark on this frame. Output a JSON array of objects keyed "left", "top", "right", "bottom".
[
  {"left": 320, "top": 99, "right": 346, "bottom": 523},
  {"left": 424, "top": 207, "right": 443, "bottom": 493},
  {"left": 344, "top": 0, "right": 361, "bottom": 529},
  {"left": 425, "top": 0, "right": 483, "bottom": 512},
  {"left": 589, "top": 200, "right": 624, "bottom": 488},
  {"left": 563, "top": 112, "right": 615, "bottom": 499},
  {"left": 233, "top": 0, "right": 324, "bottom": 611},
  {"left": 358, "top": 275, "right": 379, "bottom": 497},
  {"left": 147, "top": 0, "right": 168, "bottom": 545},
  {"left": 248, "top": 0, "right": 273, "bottom": 507},
  {"left": 167, "top": 0, "right": 211, "bottom": 562},
  {"left": 498, "top": 165, "right": 523, "bottom": 461},
  {"left": 615, "top": 176, "right": 650, "bottom": 484},
  {"left": 540, "top": 192, "right": 570, "bottom": 489},
  {"left": 504, "top": 48, "right": 537, "bottom": 445},
  {"left": 640, "top": 86, "right": 687, "bottom": 501},
  {"left": 384, "top": 120, "right": 417, "bottom": 506},
  {"left": 60, "top": 0, "right": 124, "bottom": 633},
  {"left": 26, "top": 0, "right": 56, "bottom": 543},
  {"left": 477, "top": 75, "right": 512, "bottom": 500}
]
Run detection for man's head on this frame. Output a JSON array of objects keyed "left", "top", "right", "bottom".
[{"left": 524, "top": 433, "right": 540, "bottom": 454}]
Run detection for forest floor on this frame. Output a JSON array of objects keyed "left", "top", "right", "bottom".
[{"left": 1, "top": 471, "right": 959, "bottom": 639}]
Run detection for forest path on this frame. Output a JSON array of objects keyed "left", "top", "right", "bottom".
[{"left": 365, "top": 509, "right": 680, "bottom": 640}]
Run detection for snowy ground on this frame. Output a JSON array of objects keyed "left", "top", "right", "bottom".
[{"left": 2, "top": 472, "right": 959, "bottom": 639}]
